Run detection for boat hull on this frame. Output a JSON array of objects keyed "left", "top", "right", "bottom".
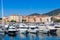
[
  {"left": 8, "top": 31, "right": 17, "bottom": 36},
  {"left": 50, "top": 29, "right": 57, "bottom": 34}
]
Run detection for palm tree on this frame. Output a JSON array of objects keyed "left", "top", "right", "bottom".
[
  {"left": 40, "top": 18, "right": 42, "bottom": 22},
  {"left": 34, "top": 18, "right": 36, "bottom": 23}
]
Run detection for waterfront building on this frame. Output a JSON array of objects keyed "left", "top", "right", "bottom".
[
  {"left": 3, "top": 14, "right": 52, "bottom": 23},
  {"left": 54, "top": 14, "right": 60, "bottom": 19},
  {"left": 3, "top": 17, "right": 9, "bottom": 24},
  {"left": 8, "top": 14, "right": 22, "bottom": 23},
  {"left": 22, "top": 16, "right": 29, "bottom": 23},
  {"left": 22, "top": 15, "right": 52, "bottom": 23}
]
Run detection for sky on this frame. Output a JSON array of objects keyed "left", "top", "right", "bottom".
[{"left": 0, "top": 0, "right": 60, "bottom": 17}]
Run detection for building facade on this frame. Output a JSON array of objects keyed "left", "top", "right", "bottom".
[
  {"left": 3, "top": 14, "right": 52, "bottom": 24},
  {"left": 27, "top": 16, "right": 51, "bottom": 23},
  {"left": 8, "top": 14, "right": 22, "bottom": 22}
]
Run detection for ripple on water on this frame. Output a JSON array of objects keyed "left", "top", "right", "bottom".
[{"left": 1, "top": 33, "right": 60, "bottom": 40}]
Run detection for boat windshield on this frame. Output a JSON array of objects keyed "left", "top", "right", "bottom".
[
  {"left": 39, "top": 24, "right": 46, "bottom": 26},
  {"left": 20, "top": 27, "right": 28, "bottom": 29},
  {"left": 13, "top": 25, "right": 16, "bottom": 27},
  {"left": 48, "top": 24, "right": 54, "bottom": 26},
  {"left": 31, "top": 28, "right": 35, "bottom": 29}
]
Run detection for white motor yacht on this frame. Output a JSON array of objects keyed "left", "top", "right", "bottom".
[
  {"left": 8, "top": 24, "right": 17, "bottom": 36},
  {"left": 54, "top": 23, "right": 60, "bottom": 28},
  {"left": 38, "top": 24, "right": 49, "bottom": 33},
  {"left": 17, "top": 23, "right": 28, "bottom": 34},
  {"left": 4, "top": 24, "right": 9, "bottom": 34},
  {"left": 28, "top": 24, "right": 39, "bottom": 34},
  {"left": 0, "top": 24, "right": 5, "bottom": 35},
  {"left": 46, "top": 24, "right": 57, "bottom": 33},
  {"left": 0, "top": 28, "right": 5, "bottom": 35}
]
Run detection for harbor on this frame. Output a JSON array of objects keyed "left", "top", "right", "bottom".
[
  {"left": 0, "top": 0, "right": 60, "bottom": 40},
  {"left": 0, "top": 23, "right": 60, "bottom": 40},
  {"left": 0, "top": 30, "right": 60, "bottom": 40}
]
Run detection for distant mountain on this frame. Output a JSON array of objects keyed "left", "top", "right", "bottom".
[
  {"left": 43, "top": 9, "right": 60, "bottom": 16},
  {"left": 28, "top": 13, "right": 41, "bottom": 16},
  {"left": 28, "top": 9, "right": 60, "bottom": 16}
]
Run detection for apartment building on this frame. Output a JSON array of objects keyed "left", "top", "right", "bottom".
[
  {"left": 8, "top": 14, "right": 22, "bottom": 22},
  {"left": 3, "top": 14, "right": 52, "bottom": 23},
  {"left": 22, "top": 15, "right": 51, "bottom": 23},
  {"left": 54, "top": 14, "right": 60, "bottom": 19}
]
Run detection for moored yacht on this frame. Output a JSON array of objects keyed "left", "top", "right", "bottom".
[
  {"left": 54, "top": 23, "right": 60, "bottom": 28},
  {"left": 28, "top": 24, "right": 39, "bottom": 34},
  {"left": 0, "top": 24, "right": 5, "bottom": 35},
  {"left": 4, "top": 24, "right": 9, "bottom": 34},
  {"left": 38, "top": 24, "right": 49, "bottom": 33},
  {"left": 0, "top": 28, "right": 5, "bottom": 35},
  {"left": 8, "top": 24, "right": 17, "bottom": 36},
  {"left": 46, "top": 24, "right": 57, "bottom": 33},
  {"left": 17, "top": 23, "right": 28, "bottom": 34}
]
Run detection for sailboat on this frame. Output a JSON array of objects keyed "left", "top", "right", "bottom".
[{"left": 0, "top": 0, "right": 5, "bottom": 35}]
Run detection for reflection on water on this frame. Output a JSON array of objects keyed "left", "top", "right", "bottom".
[
  {"left": 0, "top": 33, "right": 60, "bottom": 40},
  {"left": 0, "top": 35, "right": 4, "bottom": 40}
]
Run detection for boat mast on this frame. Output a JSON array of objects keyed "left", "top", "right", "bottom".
[{"left": 1, "top": 0, "right": 4, "bottom": 26}]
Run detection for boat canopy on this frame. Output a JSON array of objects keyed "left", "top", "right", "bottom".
[{"left": 29, "top": 25, "right": 37, "bottom": 28}]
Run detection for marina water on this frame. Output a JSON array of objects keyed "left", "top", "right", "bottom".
[{"left": 0, "top": 33, "right": 60, "bottom": 40}]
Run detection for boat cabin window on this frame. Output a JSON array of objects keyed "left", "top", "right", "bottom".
[
  {"left": 30, "top": 27, "right": 38, "bottom": 29},
  {"left": 31, "top": 28, "right": 35, "bottom": 29}
]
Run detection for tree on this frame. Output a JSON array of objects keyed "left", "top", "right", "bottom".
[
  {"left": 51, "top": 17, "right": 60, "bottom": 22},
  {"left": 51, "top": 17, "right": 57, "bottom": 22},
  {"left": 22, "top": 19, "right": 26, "bottom": 23},
  {"left": 10, "top": 20, "right": 16, "bottom": 22},
  {"left": 34, "top": 18, "right": 36, "bottom": 22},
  {"left": 54, "top": 19, "right": 60, "bottom": 23},
  {"left": 40, "top": 18, "right": 42, "bottom": 22}
]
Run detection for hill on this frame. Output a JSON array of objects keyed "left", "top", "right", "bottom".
[
  {"left": 28, "top": 13, "right": 41, "bottom": 16},
  {"left": 43, "top": 9, "right": 60, "bottom": 16}
]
